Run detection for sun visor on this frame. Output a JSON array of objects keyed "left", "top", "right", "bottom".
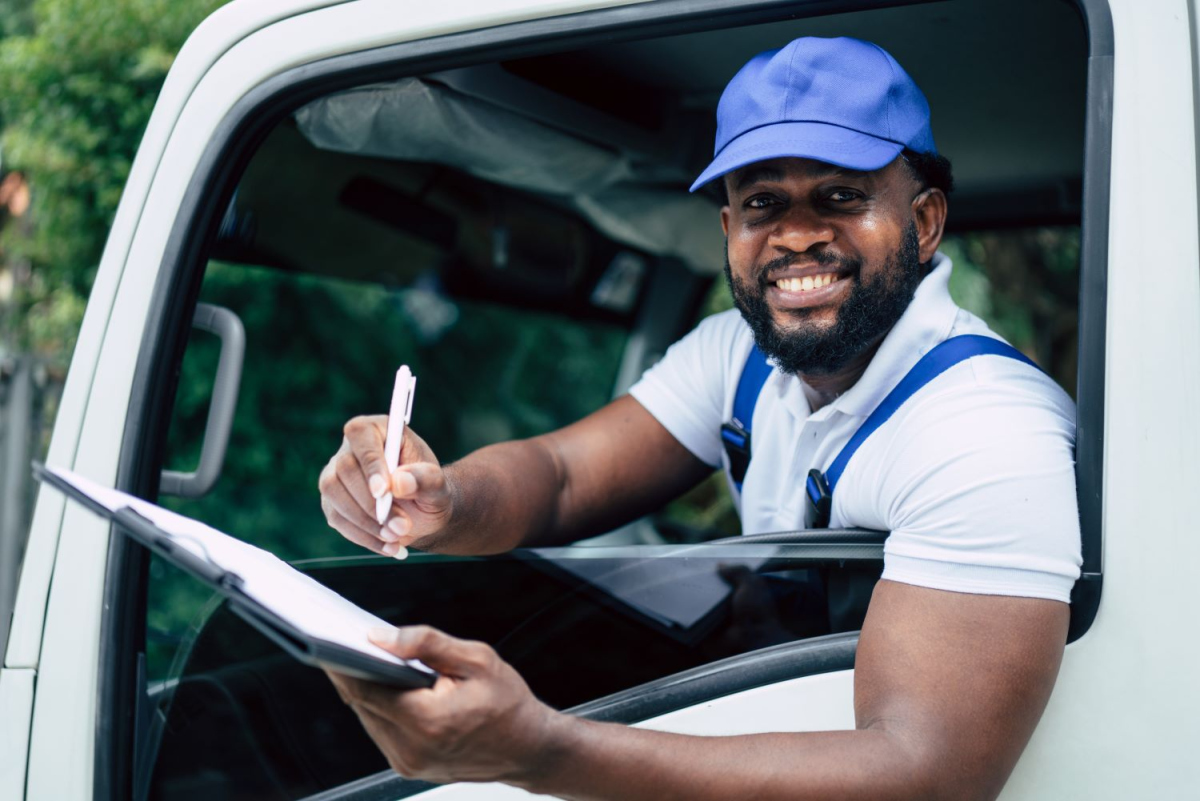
[{"left": 294, "top": 78, "right": 724, "bottom": 275}]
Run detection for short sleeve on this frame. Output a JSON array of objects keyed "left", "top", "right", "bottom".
[
  {"left": 628, "top": 309, "right": 749, "bottom": 468},
  {"left": 837, "top": 364, "right": 1082, "bottom": 602}
]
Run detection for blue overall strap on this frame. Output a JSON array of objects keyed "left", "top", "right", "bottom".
[
  {"left": 806, "top": 334, "right": 1038, "bottom": 525},
  {"left": 721, "top": 344, "right": 772, "bottom": 490}
]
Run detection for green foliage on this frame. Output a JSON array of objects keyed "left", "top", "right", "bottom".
[
  {"left": 0, "top": 0, "right": 34, "bottom": 39},
  {"left": 0, "top": 0, "right": 223, "bottom": 362},
  {"left": 942, "top": 229, "right": 1080, "bottom": 396}
]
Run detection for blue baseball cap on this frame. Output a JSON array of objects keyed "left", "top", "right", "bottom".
[{"left": 690, "top": 37, "right": 937, "bottom": 193}]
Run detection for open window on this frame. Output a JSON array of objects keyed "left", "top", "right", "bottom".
[{"left": 100, "top": 0, "right": 1110, "bottom": 799}]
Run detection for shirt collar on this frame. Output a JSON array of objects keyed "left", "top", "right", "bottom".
[{"left": 820, "top": 250, "right": 960, "bottom": 419}]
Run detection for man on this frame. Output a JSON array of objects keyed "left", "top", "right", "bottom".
[{"left": 318, "top": 37, "right": 1081, "bottom": 799}]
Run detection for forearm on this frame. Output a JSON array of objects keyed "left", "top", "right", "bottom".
[
  {"left": 425, "top": 438, "right": 567, "bottom": 554},
  {"left": 341, "top": 587, "right": 1062, "bottom": 800},
  {"left": 519, "top": 717, "right": 937, "bottom": 801},
  {"left": 415, "top": 396, "right": 711, "bottom": 554}
]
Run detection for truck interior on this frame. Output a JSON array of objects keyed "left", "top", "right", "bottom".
[{"left": 102, "top": 1, "right": 1108, "bottom": 799}]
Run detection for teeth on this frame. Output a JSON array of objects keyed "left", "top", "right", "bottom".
[{"left": 777, "top": 274, "right": 836, "bottom": 292}]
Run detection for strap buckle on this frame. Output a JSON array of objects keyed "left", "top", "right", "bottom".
[
  {"left": 806, "top": 469, "right": 831, "bottom": 529},
  {"left": 721, "top": 421, "right": 752, "bottom": 486}
]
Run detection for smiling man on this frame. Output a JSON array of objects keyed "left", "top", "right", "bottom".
[{"left": 319, "top": 37, "right": 1081, "bottom": 799}]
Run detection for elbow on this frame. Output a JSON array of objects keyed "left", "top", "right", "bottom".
[{"left": 869, "top": 726, "right": 1014, "bottom": 801}]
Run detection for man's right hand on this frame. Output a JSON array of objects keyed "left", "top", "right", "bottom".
[
  {"left": 318, "top": 415, "right": 453, "bottom": 557},
  {"left": 320, "top": 396, "right": 712, "bottom": 557}
]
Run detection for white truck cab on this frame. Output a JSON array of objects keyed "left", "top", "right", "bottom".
[{"left": 3, "top": 0, "right": 1198, "bottom": 798}]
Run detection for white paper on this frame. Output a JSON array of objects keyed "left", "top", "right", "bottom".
[{"left": 47, "top": 465, "right": 433, "bottom": 676}]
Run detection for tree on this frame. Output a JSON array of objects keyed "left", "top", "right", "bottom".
[{"left": 0, "top": 0, "right": 224, "bottom": 365}]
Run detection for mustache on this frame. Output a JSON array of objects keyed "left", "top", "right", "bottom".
[{"left": 754, "top": 250, "right": 862, "bottom": 288}]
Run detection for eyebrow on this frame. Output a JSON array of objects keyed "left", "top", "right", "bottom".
[
  {"left": 731, "top": 162, "right": 870, "bottom": 192},
  {"left": 732, "top": 166, "right": 785, "bottom": 191}
]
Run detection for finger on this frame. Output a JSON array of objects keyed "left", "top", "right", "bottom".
[
  {"left": 327, "top": 465, "right": 392, "bottom": 539},
  {"left": 381, "top": 513, "right": 413, "bottom": 556},
  {"left": 381, "top": 537, "right": 410, "bottom": 559},
  {"left": 343, "top": 416, "right": 391, "bottom": 499},
  {"left": 368, "top": 625, "right": 496, "bottom": 678},
  {"left": 317, "top": 450, "right": 349, "bottom": 504},
  {"left": 378, "top": 515, "right": 415, "bottom": 558},
  {"left": 326, "top": 674, "right": 422, "bottom": 777},
  {"left": 385, "top": 518, "right": 434, "bottom": 554},
  {"left": 398, "top": 429, "right": 426, "bottom": 464},
  {"left": 333, "top": 448, "right": 377, "bottom": 511},
  {"left": 353, "top": 705, "right": 421, "bottom": 778},
  {"left": 390, "top": 462, "right": 448, "bottom": 502},
  {"left": 324, "top": 504, "right": 388, "bottom": 555},
  {"left": 324, "top": 667, "right": 356, "bottom": 704}
]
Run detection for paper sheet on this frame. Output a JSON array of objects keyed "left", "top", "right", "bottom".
[{"left": 47, "top": 465, "right": 433, "bottom": 675}]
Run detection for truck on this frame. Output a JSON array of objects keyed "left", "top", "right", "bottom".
[{"left": 2, "top": 0, "right": 1197, "bottom": 798}]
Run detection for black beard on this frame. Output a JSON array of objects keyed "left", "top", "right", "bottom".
[{"left": 725, "top": 223, "right": 924, "bottom": 376}]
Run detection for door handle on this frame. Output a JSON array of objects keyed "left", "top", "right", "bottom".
[{"left": 159, "top": 303, "right": 244, "bottom": 498}]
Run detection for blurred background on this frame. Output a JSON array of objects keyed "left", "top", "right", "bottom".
[
  {"left": 0, "top": 0, "right": 1081, "bottom": 663},
  {"left": 0, "top": 0, "right": 224, "bottom": 657}
]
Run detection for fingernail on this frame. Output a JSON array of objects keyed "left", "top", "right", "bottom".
[
  {"left": 391, "top": 546, "right": 409, "bottom": 560},
  {"left": 393, "top": 471, "right": 417, "bottom": 496},
  {"left": 368, "top": 626, "right": 397, "bottom": 644},
  {"left": 379, "top": 526, "right": 398, "bottom": 543},
  {"left": 382, "top": 541, "right": 408, "bottom": 559},
  {"left": 388, "top": 517, "right": 408, "bottom": 537},
  {"left": 369, "top": 474, "right": 388, "bottom": 498}
]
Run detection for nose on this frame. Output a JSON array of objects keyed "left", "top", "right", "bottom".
[{"left": 766, "top": 204, "right": 834, "bottom": 255}]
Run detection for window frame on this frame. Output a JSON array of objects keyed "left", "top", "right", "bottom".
[{"left": 95, "top": 0, "right": 1114, "bottom": 798}]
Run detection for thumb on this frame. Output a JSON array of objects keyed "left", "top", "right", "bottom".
[
  {"left": 368, "top": 625, "right": 493, "bottom": 678},
  {"left": 390, "top": 461, "right": 447, "bottom": 501}
]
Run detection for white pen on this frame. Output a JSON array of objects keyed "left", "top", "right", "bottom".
[{"left": 375, "top": 366, "right": 417, "bottom": 530}]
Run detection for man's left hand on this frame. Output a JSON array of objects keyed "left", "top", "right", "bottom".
[{"left": 326, "top": 625, "right": 565, "bottom": 785}]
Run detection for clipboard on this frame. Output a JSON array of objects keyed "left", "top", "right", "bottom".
[{"left": 34, "top": 462, "right": 437, "bottom": 690}]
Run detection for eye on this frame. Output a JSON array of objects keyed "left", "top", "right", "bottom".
[
  {"left": 826, "top": 189, "right": 864, "bottom": 203},
  {"left": 744, "top": 193, "right": 781, "bottom": 210}
]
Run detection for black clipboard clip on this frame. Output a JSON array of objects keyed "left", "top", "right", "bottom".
[{"left": 111, "top": 506, "right": 244, "bottom": 591}]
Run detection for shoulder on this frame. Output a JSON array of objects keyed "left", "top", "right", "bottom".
[
  {"left": 905, "top": 349, "right": 1074, "bottom": 441},
  {"left": 836, "top": 345, "right": 1081, "bottom": 602},
  {"left": 864, "top": 345, "right": 1077, "bottom": 499},
  {"left": 627, "top": 308, "right": 754, "bottom": 467},
  {"left": 640, "top": 307, "right": 753, "bottom": 392}
]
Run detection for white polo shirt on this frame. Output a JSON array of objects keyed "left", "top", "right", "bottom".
[{"left": 629, "top": 253, "right": 1082, "bottom": 603}]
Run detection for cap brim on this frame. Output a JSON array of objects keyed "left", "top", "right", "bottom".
[{"left": 689, "top": 121, "right": 904, "bottom": 193}]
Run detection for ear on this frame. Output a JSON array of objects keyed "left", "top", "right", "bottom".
[
  {"left": 912, "top": 188, "right": 948, "bottom": 264},
  {"left": 720, "top": 204, "right": 731, "bottom": 238}
]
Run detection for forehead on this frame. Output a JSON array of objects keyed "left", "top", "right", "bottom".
[{"left": 727, "top": 156, "right": 895, "bottom": 191}]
